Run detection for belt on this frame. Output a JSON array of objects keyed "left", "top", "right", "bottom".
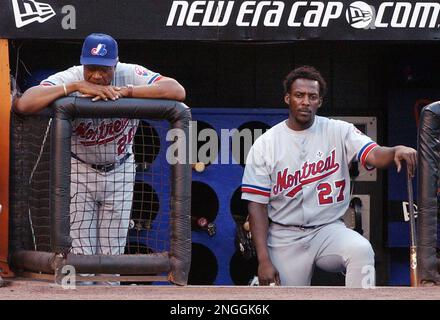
[
  {"left": 270, "top": 220, "right": 325, "bottom": 230},
  {"left": 71, "top": 152, "right": 131, "bottom": 173}
]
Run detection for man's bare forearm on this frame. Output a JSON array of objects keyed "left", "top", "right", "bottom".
[
  {"left": 15, "top": 83, "right": 75, "bottom": 114},
  {"left": 131, "top": 78, "right": 186, "bottom": 101},
  {"left": 366, "top": 145, "right": 417, "bottom": 176},
  {"left": 248, "top": 201, "right": 271, "bottom": 263},
  {"left": 366, "top": 146, "right": 396, "bottom": 169},
  {"left": 16, "top": 77, "right": 186, "bottom": 115}
]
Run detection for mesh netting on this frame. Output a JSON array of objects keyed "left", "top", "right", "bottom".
[{"left": 11, "top": 112, "right": 172, "bottom": 257}]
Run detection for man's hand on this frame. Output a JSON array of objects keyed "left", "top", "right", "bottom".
[
  {"left": 258, "top": 259, "right": 281, "bottom": 286},
  {"left": 75, "top": 81, "right": 121, "bottom": 101},
  {"left": 113, "top": 86, "right": 133, "bottom": 98},
  {"left": 394, "top": 145, "right": 417, "bottom": 177}
]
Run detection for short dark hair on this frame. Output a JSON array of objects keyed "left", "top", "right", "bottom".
[{"left": 283, "top": 66, "right": 327, "bottom": 97}]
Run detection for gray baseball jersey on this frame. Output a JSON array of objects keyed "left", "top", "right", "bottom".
[
  {"left": 41, "top": 63, "right": 161, "bottom": 164},
  {"left": 40, "top": 63, "right": 162, "bottom": 267},
  {"left": 242, "top": 116, "right": 378, "bottom": 227}
]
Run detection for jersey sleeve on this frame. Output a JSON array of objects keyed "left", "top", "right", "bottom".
[
  {"left": 344, "top": 122, "right": 379, "bottom": 168},
  {"left": 40, "top": 66, "right": 82, "bottom": 86},
  {"left": 132, "top": 65, "right": 162, "bottom": 86},
  {"left": 241, "top": 141, "right": 271, "bottom": 204}
]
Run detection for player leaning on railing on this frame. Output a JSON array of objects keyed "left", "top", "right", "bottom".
[{"left": 16, "top": 33, "right": 185, "bottom": 285}]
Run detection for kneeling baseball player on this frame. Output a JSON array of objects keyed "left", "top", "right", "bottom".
[{"left": 241, "top": 66, "right": 416, "bottom": 288}]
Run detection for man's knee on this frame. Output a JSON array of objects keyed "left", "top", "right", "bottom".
[{"left": 345, "top": 238, "right": 375, "bottom": 265}]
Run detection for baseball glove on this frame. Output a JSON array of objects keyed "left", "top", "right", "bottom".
[{"left": 235, "top": 220, "right": 256, "bottom": 260}]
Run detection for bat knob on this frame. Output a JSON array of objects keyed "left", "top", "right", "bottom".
[
  {"left": 192, "top": 162, "right": 206, "bottom": 173},
  {"left": 196, "top": 217, "right": 208, "bottom": 228}
]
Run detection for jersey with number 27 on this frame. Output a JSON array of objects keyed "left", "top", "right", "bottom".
[
  {"left": 241, "top": 116, "right": 378, "bottom": 227},
  {"left": 41, "top": 63, "right": 161, "bottom": 164}
]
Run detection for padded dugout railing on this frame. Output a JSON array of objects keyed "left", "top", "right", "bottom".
[
  {"left": 10, "top": 97, "right": 192, "bottom": 285},
  {"left": 417, "top": 102, "right": 440, "bottom": 285}
]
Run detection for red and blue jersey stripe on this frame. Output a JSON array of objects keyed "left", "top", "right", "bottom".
[
  {"left": 357, "top": 141, "right": 378, "bottom": 167},
  {"left": 241, "top": 184, "right": 271, "bottom": 197},
  {"left": 40, "top": 80, "right": 56, "bottom": 86},
  {"left": 148, "top": 74, "right": 162, "bottom": 84}
]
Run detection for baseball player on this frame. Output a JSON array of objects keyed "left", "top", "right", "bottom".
[
  {"left": 16, "top": 33, "right": 185, "bottom": 275},
  {"left": 241, "top": 66, "right": 416, "bottom": 288}
]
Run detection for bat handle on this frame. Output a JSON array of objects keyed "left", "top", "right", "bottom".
[
  {"left": 410, "top": 246, "right": 418, "bottom": 287},
  {"left": 407, "top": 169, "right": 418, "bottom": 287}
]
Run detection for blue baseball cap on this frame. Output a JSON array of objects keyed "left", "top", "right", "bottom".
[{"left": 80, "top": 33, "right": 118, "bottom": 66}]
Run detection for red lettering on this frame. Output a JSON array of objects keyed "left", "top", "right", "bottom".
[
  {"left": 334, "top": 179, "right": 345, "bottom": 202},
  {"left": 85, "top": 129, "right": 95, "bottom": 140},
  {"left": 106, "top": 123, "right": 114, "bottom": 136},
  {"left": 317, "top": 182, "right": 333, "bottom": 205},
  {"left": 74, "top": 122, "right": 91, "bottom": 137},
  {"left": 316, "top": 160, "right": 324, "bottom": 173},
  {"left": 324, "top": 156, "right": 331, "bottom": 171},
  {"left": 274, "top": 168, "right": 289, "bottom": 194},
  {"left": 127, "top": 127, "right": 135, "bottom": 144},
  {"left": 117, "top": 135, "right": 127, "bottom": 155},
  {"left": 274, "top": 149, "right": 341, "bottom": 198},
  {"left": 114, "top": 119, "right": 122, "bottom": 133},
  {"left": 310, "top": 163, "right": 317, "bottom": 176},
  {"left": 301, "top": 162, "right": 309, "bottom": 180},
  {"left": 331, "top": 149, "right": 336, "bottom": 167},
  {"left": 287, "top": 174, "right": 294, "bottom": 188},
  {"left": 98, "top": 122, "right": 108, "bottom": 140}
]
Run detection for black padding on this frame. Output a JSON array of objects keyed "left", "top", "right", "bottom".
[{"left": 417, "top": 102, "right": 440, "bottom": 284}]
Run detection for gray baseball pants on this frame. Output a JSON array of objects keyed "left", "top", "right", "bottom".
[{"left": 268, "top": 219, "right": 375, "bottom": 288}]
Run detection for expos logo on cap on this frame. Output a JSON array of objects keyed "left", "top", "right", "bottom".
[
  {"left": 80, "top": 33, "right": 119, "bottom": 67},
  {"left": 91, "top": 44, "right": 108, "bottom": 57}
]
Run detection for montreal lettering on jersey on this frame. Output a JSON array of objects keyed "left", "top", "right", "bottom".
[
  {"left": 167, "top": 1, "right": 440, "bottom": 29},
  {"left": 273, "top": 149, "right": 340, "bottom": 198},
  {"left": 73, "top": 119, "right": 130, "bottom": 146}
]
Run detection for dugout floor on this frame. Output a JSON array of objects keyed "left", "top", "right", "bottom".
[{"left": 0, "top": 279, "right": 440, "bottom": 300}]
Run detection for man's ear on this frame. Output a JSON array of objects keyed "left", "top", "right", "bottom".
[
  {"left": 284, "top": 94, "right": 290, "bottom": 105},
  {"left": 317, "top": 97, "right": 323, "bottom": 109}
]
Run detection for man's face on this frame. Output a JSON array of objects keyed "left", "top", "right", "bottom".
[
  {"left": 284, "top": 78, "right": 322, "bottom": 130},
  {"left": 83, "top": 65, "right": 115, "bottom": 85}
]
